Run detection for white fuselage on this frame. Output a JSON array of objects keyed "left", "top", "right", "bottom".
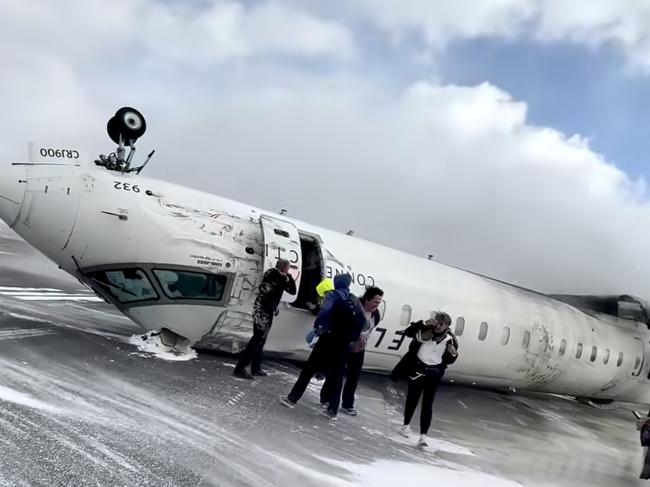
[{"left": 0, "top": 158, "right": 648, "bottom": 403}]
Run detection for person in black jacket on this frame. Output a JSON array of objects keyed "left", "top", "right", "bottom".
[
  {"left": 280, "top": 274, "right": 366, "bottom": 420},
  {"left": 320, "top": 286, "right": 384, "bottom": 416},
  {"left": 391, "top": 311, "right": 458, "bottom": 447},
  {"left": 234, "top": 258, "right": 296, "bottom": 379}
]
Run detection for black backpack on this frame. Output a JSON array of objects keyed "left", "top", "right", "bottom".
[{"left": 330, "top": 291, "right": 366, "bottom": 341}]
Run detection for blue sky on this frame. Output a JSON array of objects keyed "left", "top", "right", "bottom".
[{"left": 441, "top": 40, "right": 650, "bottom": 180}]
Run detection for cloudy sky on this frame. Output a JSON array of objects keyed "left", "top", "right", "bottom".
[{"left": 3, "top": 0, "right": 650, "bottom": 298}]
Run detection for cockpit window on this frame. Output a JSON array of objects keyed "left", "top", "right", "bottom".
[
  {"left": 87, "top": 268, "right": 158, "bottom": 303},
  {"left": 153, "top": 269, "right": 227, "bottom": 300}
]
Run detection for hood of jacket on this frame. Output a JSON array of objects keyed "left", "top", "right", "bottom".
[{"left": 334, "top": 273, "right": 352, "bottom": 290}]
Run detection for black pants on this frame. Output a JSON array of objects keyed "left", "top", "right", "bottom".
[
  {"left": 235, "top": 310, "right": 273, "bottom": 373},
  {"left": 289, "top": 335, "right": 348, "bottom": 414},
  {"left": 320, "top": 350, "right": 365, "bottom": 410},
  {"left": 642, "top": 447, "right": 650, "bottom": 479},
  {"left": 403, "top": 373, "right": 442, "bottom": 435}
]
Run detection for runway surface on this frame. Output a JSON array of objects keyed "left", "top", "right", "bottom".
[{"left": 0, "top": 225, "right": 645, "bottom": 486}]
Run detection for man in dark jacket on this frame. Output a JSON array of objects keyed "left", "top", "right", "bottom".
[
  {"left": 280, "top": 273, "right": 365, "bottom": 420},
  {"left": 320, "top": 286, "right": 383, "bottom": 416},
  {"left": 234, "top": 258, "right": 296, "bottom": 379},
  {"left": 391, "top": 312, "right": 458, "bottom": 447}
]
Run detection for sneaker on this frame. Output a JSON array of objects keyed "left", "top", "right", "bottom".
[
  {"left": 417, "top": 435, "right": 428, "bottom": 447},
  {"left": 399, "top": 425, "right": 411, "bottom": 438},
  {"left": 341, "top": 407, "right": 357, "bottom": 416},
  {"left": 322, "top": 409, "right": 338, "bottom": 421},
  {"left": 233, "top": 368, "right": 254, "bottom": 380},
  {"left": 252, "top": 369, "right": 268, "bottom": 377},
  {"left": 279, "top": 395, "right": 296, "bottom": 409}
]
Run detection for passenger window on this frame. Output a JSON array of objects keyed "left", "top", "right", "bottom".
[
  {"left": 590, "top": 347, "right": 597, "bottom": 362},
  {"left": 87, "top": 268, "right": 158, "bottom": 303},
  {"left": 153, "top": 269, "right": 228, "bottom": 300},
  {"left": 478, "top": 322, "right": 488, "bottom": 341},
  {"left": 455, "top": 317, "right": 465, "bottom": 336},
  {"left": 522, "top": 331, "right": 530, "bottom": 349},
  {"left": 635, "top": 356, "right": 642, "bottom": 370},
  {"left": 603, "top": 349, "right": 610, "bottom": 364},
  {"left": 399, "top": 305, "right": 412, "bottom": 327},
  {"left": 501, "top": 327, "right": 510, "bottom": 345},
  {"left": 559, "top": 339, "right": 567, "bottom": 356},
  {"left": 617, "top": 352, "right": 624, "bottom": 367},
  {"left": 576, "top": 343, "right": 583, "bottom": 359}
]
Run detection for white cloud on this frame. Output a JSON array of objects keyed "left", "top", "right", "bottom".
[
  {"left": 0, "top": 0, "right": 356, "bottom": 67},
  {"left": 347, "top": 0, "right": 535, "bottom": 47},
  {"left": 242, "top": 3, "right": 357, "bottom": 61},
  {"left": 135, "top": 1, "right": 357, "bottom": 64},
  {"left": 536, "top": 0, "right": 650, "bottom": 72},
  {"left": 1, "top": 0, "right": 650, "bottom": 299},
  {"left": 346, "top": 0, "right": 650, "bottom": 72}
]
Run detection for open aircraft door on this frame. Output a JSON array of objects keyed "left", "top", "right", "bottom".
[{"left": 260, "top": 215, "right": 301, "bottom": 304}]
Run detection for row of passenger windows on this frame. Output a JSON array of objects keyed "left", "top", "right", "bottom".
[
  {"left": 452, "top": 316, "right": 633, "bottom": 368},
  {"left": 401, "top": 306, "right": 638, "bottom": 369}
]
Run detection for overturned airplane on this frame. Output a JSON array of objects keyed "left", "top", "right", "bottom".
[{"left": 0, "top": 107, "right": 648, "bottom": 403}]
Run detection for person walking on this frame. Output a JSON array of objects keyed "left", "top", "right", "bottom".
[
  {"left": 390, "top": 312, "right": 458, "bottom": 446},
  {"left": 234, "top": 258, "right": 296, "bottom": 379}
]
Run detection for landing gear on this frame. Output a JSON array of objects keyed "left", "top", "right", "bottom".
[
  {"left": 95, "top": 106, "right": 155, "bottom": 174},
  {"left": 107, "top": 107, "right": 146, "bottom": 146}
]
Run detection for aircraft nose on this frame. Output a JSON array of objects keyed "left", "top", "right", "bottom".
[{"left": 0, "top": 164, "right": 26, "bottom": 227}]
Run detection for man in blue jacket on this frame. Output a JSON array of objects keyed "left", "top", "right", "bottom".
[{"left": 280, "top": 273, "right": 365, "bottom": 420}]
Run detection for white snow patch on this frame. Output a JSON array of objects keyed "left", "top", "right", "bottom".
[
  {"left": 360, "top": 426, "right": 384, "bottom": 437},
  {"left": 0, "top": 384, "right": 63, "bottom": 414},
  {"left": 0, "top": 327, "right": 56, "bottom": 340},
  {"left": 2, "top": 311, "right": 51, "bottom": 323},
  {"left": 388, "top": 432, "right": 475, "bottom": 456},
  {"left": 263, "top": 452, "right": 351, "bottom": 486},
  {"left": 127, "top": 331, "right": 197, "bottom": 361},
  {"left": 334, "top": 459, "right": 525, "bottom": 487},
  {"left": 88, "top": 439, "right": 139, "bottom": 472},
  {"left": 0, "top": 286, "right": 61, "bottom": 292},
  {"left": 13, "top": 296, "right": 102, "bottom": 302}
]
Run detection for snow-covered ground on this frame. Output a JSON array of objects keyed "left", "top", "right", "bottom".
[{"left": 0, "top": 227, "right": 645, "bottom": 486}]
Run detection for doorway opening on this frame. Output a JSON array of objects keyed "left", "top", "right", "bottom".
[{"left": 292, "top": 235, "right": 324, "bottom": 311}]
